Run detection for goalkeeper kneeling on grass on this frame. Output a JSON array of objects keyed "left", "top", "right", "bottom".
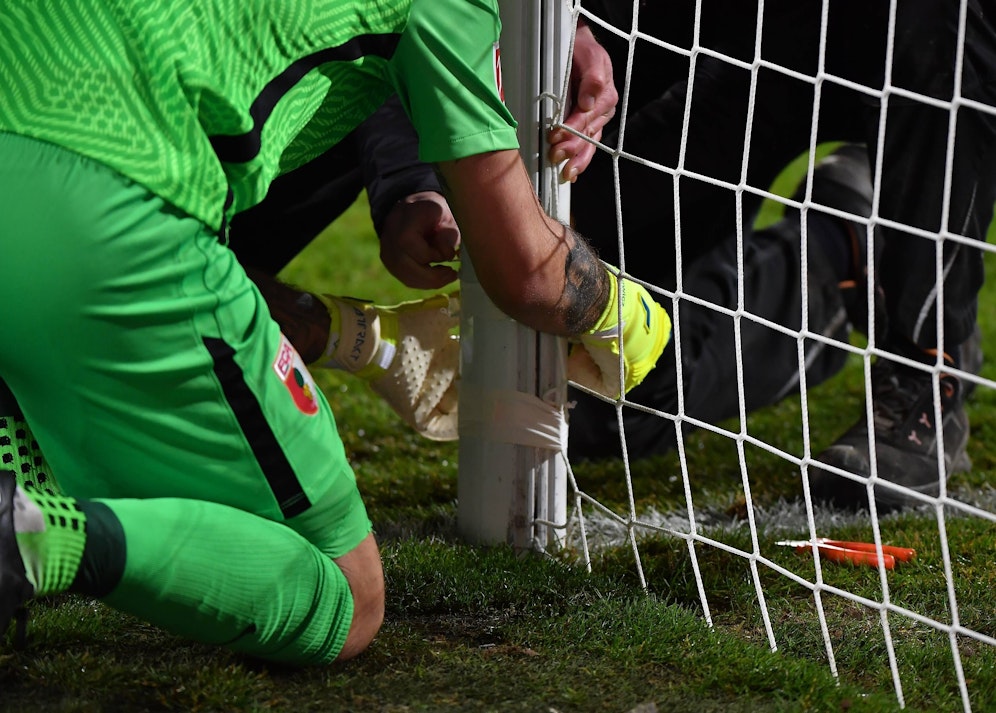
[{"left": 0, "top": 0, "right": 668, "bottom": 668}]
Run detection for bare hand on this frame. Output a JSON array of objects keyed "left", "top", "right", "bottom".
[
  {"left": 379, "top": 191, "right": 461, "bottom": 289},
  {"left": 547, "top": 21, "right": 617, "bottom": 183}
]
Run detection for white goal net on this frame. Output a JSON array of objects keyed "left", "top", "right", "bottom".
[{"left": 460, "top": 1, "right": 996, "bottom": 710}]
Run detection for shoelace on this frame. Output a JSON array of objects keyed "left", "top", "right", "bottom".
[
  {"left": 869, "top": 361, "right": 921, "bottom": 431},
  {"left": 870, "top": 360, "right": 957, "bottom": 432}
]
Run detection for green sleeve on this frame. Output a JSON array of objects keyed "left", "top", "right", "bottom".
[{"left": 390, "top": 0, "right": 520, "bottom": 163}]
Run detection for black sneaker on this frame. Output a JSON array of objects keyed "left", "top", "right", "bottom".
[
  {"left": 0, "top": 471, "right": 33, "bottom": 648},
  {"left": 810, "top": 356, "right": 971, "bottom": 511}
]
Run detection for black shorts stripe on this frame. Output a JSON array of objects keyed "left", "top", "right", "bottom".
[
  {"left": 204, "top": 337, "right": 311, "bottom": 518},
  {"left": 209, "top": 32, "right": 401, "bottom": 163}
]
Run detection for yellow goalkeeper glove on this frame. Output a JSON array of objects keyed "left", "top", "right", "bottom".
[
  {"left": 567, "top": 269, "right": 671, "bottom": 399},
  {"left": 313, "top": 293, "right": 460, "bottom": 441}
]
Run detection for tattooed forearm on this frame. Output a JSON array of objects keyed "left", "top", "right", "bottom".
[
  {"left": 559, "top": 226, "right": 610, "bottom": 334},
  {"left": 245, "top": 267, "right": 331, "bottom": 363}
]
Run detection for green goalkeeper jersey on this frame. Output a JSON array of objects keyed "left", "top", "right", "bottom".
[{"left": 0, "top": 0, "right": 518, "bottom": 231}]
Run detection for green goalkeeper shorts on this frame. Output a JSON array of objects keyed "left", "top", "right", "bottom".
[{"left": 0, "top": 132, "right": 370, "bottom": 558}]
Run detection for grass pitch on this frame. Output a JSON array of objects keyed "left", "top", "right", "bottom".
[{"left": 2, "top": 187, "right": 995, "bottom": 712}]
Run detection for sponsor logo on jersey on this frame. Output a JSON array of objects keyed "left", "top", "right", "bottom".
[
  {"left": 493, "top": 42, "right": 504, "bottom": 102},
  {"left": 273, "top": 334, "right": 319, "bottom": 415}
]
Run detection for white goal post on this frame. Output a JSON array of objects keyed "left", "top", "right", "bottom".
[{"left": 456, "top": 1, "right": 573, "bottom": 551}]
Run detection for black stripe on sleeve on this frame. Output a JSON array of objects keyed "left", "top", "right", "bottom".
[
  {"left": 204, "top": 337, "right": 311, "bottom": 518},
  {"left": 209, "top": 33, "right": 401, "bottom": 163}
]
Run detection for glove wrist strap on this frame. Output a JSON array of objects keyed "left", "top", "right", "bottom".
[
  {"left": 588, "top": 268, "right": 621, "bottom": 336},
  {"left": 312, "top": 295, "right": 397, "bottom": 378}
]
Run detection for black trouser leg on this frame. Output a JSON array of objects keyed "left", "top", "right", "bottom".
[{"left": 567, "top": 213, "right": 851, "bottom": 460}]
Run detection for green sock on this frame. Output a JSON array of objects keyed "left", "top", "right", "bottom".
[
  {"left": 14, "top": 486, "right": 87, "bottom": 596},
  {"left": 0, "top": 416, "right": 61, "bottom": 494},
  {"left": 101, "top": 497, "right": 355, "bottom": 665}
]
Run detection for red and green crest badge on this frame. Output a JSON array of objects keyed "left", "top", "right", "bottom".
[{"left": 273, "top": 334, "right": 319, "bottom": 415}]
